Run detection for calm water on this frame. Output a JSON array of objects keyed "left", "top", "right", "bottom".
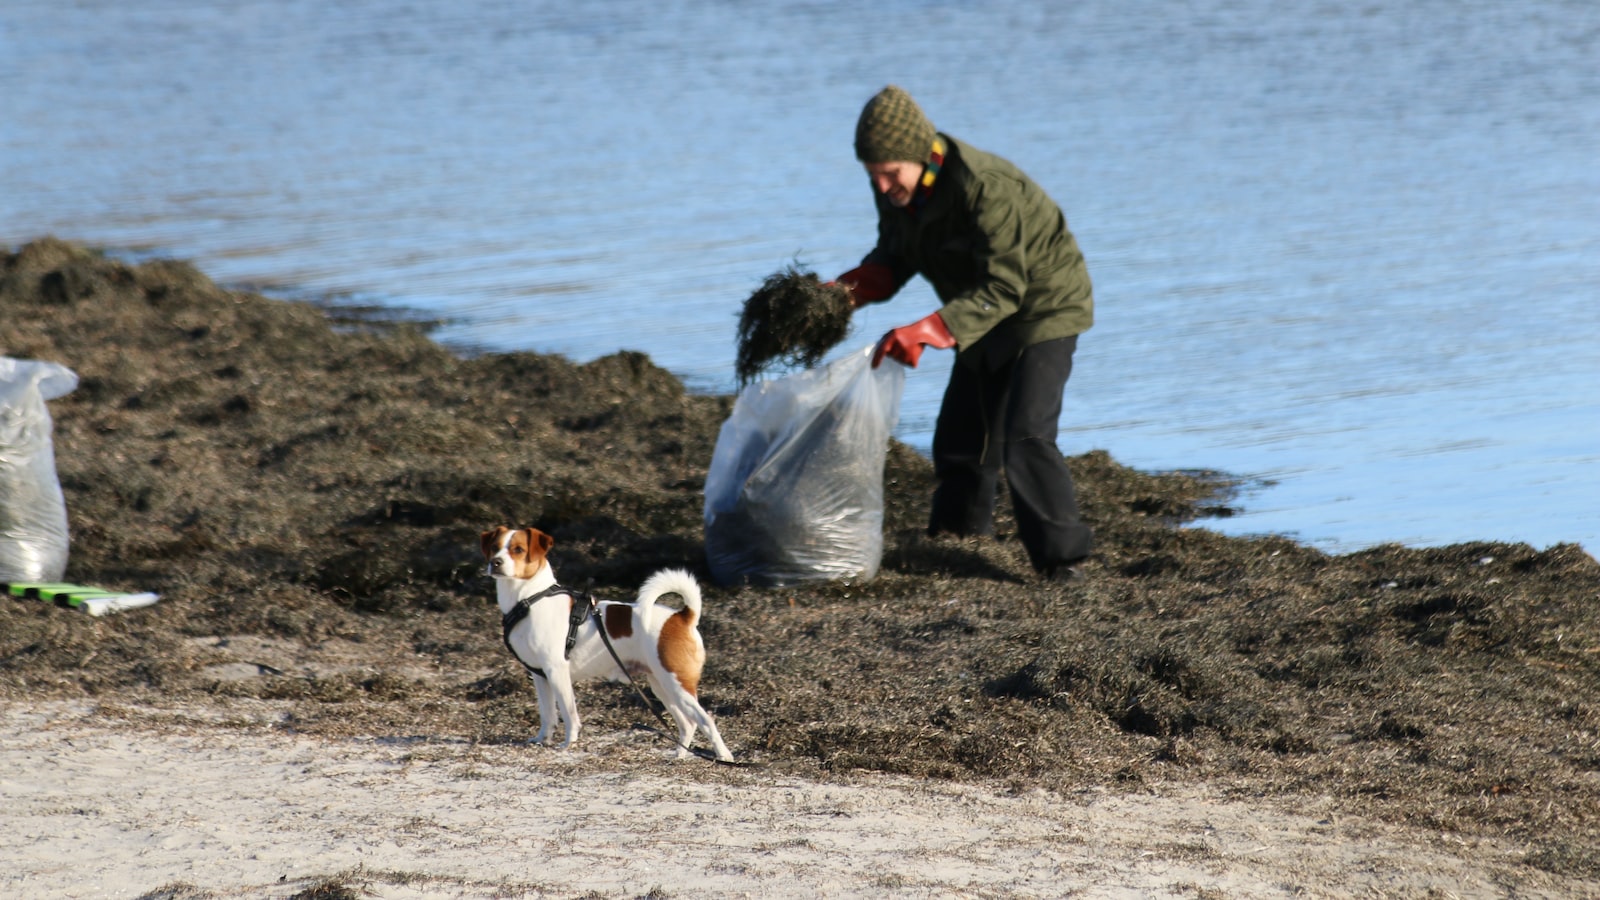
[{"left": 3, "top": 0, "right": 1597, "bottom": 555}]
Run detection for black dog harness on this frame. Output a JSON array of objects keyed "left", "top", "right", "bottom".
[{"left": 500, "top": 583, "right": 594, "bottom": 680}]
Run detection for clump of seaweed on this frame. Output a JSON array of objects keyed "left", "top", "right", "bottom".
[{"left": 735, "top": 263, "right": 855, "bottom": 385}]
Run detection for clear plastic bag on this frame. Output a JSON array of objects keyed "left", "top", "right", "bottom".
[
  {"left": 704, "top": 345, "right": 905, "bottom": 586},
  {"left": 0, "top": 357, "right": 78, "bottom": 582}
]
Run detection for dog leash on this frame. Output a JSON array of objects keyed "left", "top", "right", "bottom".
[{"left": 583, "top": 587, "right": 758, "bottom": 768}]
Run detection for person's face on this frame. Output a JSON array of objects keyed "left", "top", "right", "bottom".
[{"left": 865, "top": 161, "right": 925, "bottom": 208}]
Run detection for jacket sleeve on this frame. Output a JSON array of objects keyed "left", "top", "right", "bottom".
[
  {"left": 856, "top": 207, "right": 916, "bottom": 302},
  {"left": 930, "top": 176, "right": 1030, "bottom": 348}
]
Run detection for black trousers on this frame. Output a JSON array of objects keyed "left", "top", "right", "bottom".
[{"left": 928, "top": 335, "right": 1093, "bottom": 571}]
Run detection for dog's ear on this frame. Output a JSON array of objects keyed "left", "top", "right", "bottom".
[
  {"left": 528, "top": 528, "right": 555, "bottom": 555},
  {"left": 480, "top": 527, "right": 506, "bottom": 560}
]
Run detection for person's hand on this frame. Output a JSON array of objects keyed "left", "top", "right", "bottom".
[
  {"left": 823, "top": 283, "right": 869, "bottom": 310},
  {"left": 834, "top": 263, "right": 895, "bottom": 308},
  {"left": 873, "top": 311, "right": 955, "bottom": 368}
]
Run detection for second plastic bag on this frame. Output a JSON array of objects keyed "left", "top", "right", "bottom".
[
  {"left": 0, "top": 357, "right": 78, "bottom": 582},
  {"left": 704, "top": 345, "right": 905, "bottom": 587}
]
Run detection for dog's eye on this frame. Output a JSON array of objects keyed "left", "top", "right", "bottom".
[{"left": 510, "top": 546, "right": 523, "bottom": 555}]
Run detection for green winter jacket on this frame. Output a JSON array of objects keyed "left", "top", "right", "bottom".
[{"left": 862, "top": 135, "right": 1093, "bottom": 370}]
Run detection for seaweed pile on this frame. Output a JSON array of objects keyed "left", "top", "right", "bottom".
[{"left": 3, "top": 238, "right": 1599, "bottom": 883}]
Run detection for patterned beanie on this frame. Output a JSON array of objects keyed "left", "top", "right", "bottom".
[{"left": 854, "top": 85, "right": 937, "bottom": 164}]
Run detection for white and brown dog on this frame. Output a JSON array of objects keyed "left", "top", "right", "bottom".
[{"left": 480, "top": 526, "right": 733, "bottom": 761}]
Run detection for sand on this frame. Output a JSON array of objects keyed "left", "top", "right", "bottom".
[{"left": 4, "top": 700, "right": 1586, "bottom": 899}]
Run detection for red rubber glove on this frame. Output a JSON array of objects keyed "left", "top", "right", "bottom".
[
  {"left": 834, "top": 263, "right": 896, "bottom": 307},
  {"left": 873, "top": 311, "right": 955, "bottom": 368}
]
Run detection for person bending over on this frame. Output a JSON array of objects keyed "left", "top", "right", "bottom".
[{"left": 837, "top": 84, "right": 1095, "bottom": 582}]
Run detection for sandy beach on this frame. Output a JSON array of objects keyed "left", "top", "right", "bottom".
[{"left": 4, "top": 701, "right": 1583, "bottom": 899}]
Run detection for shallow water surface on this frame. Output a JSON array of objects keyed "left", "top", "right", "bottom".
[{"left": 3, "top": 0, "right": 1596, "bottom": 553}]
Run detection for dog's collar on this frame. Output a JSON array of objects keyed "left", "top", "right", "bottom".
[{"left": 500, "top": 584, "right": 594, "bottom": 680}]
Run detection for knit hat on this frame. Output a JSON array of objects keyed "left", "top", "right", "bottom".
[{"left": 854, "top": 85, "right": 937, "bottom": 164}]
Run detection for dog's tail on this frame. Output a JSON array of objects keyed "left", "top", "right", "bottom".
[{"left": 636, "top": 568, "right": 704, "bottom": 629}]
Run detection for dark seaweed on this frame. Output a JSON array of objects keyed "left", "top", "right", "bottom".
[
  {"left": 4, "top": 238, "right": 1599, "bottom": 881},
  {"left": 734, "top": 264, "right": 855, "bottom": 385}
]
